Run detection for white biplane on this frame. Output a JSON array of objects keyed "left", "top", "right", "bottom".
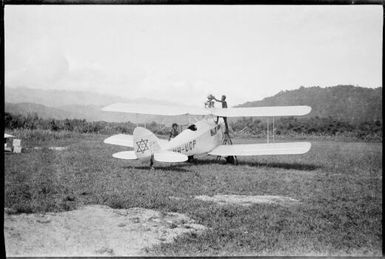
[{"left": 102, "top": 102, "right": 312, "bottom": 166}]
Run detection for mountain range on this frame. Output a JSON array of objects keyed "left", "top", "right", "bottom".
[
  {"left": 5, "top": 85, "right": 382, "bottom": 124},
  {"left": 236, "top": 85, "right": 382, "bottom": 124},
  {"left": 4, "top": 87, "right": 187, "bottom": 124}
]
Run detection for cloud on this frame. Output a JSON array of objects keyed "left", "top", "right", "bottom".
[
  {"left": 6, "top": 37, "right": 69, "bottom": 88},
  {"left": 5, "top": 5, "right": 382, "bottom": 107}
]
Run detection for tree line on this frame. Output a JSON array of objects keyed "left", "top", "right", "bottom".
[
  {"left": 4, "top": 112, "right": 138, "bottom": 135},
  {"left": 4, "top": 112, "right": 382, "bottom": 141}
]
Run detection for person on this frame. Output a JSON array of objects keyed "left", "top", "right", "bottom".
[
  {"left": 213, "top": 95, "right": 236, "bottom": 164},
  {"left": 204, "top": 94, "right": 215, "bottom": 108},
  {"left": 168, "top": 123, "right": 179, "bottom": 141},
  {"left": 213, "top": 95, "right": 229, "bottom": 133},
  {"left": 213, "top": 95, "right": 228, "bottom": 109}
]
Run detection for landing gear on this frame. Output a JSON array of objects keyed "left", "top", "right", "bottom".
[
  {"left": 225, "top": 155, "right": 236, "bottom": 164},
  {"left": 187, "top": 155, "right": 195, "bottom": 163},
  {"left": 150, "top": 154, "right": 154, "bottom": 169},
  {"left": 216, "top": 131, "right": 238, "bottom": 165}
]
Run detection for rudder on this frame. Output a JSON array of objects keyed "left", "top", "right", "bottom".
[{"left": 133, "top": 127, "right": 161, "bottom": 159}]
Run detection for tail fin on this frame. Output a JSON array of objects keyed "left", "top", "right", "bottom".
[{"left": 133, "top": 127, "right": 161, "bottom": 159}]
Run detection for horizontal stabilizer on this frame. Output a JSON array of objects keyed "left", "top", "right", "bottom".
[
  {"left": 104, "top": 134, "right": 134, "bottom": 147},
  {"left": 112, "top": 151, "right": 138, "bottom": 160},
  {"left": 209, "top": 142, "right": 311, "bottom": 156},
  {"left": 212, "top": 106, "right": 311, "bottom": 117},
  {"left": 104, "top": 133, "right": 169, "bottom": 148},
  {"left": 154, "top": 151, "right": 188, "bottom": 163}
]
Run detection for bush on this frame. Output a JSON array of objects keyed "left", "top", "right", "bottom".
[{"left": 4, "top": 112, "right": 169, "bottom": 136}]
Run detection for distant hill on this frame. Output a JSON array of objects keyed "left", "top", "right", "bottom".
[
  {"left": 236, "top": 85, "right": 382, "bottom": 124},
  {"left": 5, "top": 87, "right": 129, "bottom": 107},
  {"left": 5, "top": 103, "right": 76, "bottom": 120},
  {"left": 5, "top": 102, "right": 130, "bottom": 122},
  {"left": 5, "top": 87, "right": 181, "bottom": 108},
  {"left": 5, "top": 102, "right": 193, "bottom": 124},
  {"left": 5, "top": 87, "right": 191, "bottom": 124}
]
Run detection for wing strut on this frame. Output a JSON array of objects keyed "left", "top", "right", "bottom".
[
  {"left": 266, "top": 117, "right": 276, "bottom": 143},
  {"left": 272, "top": 117, "right": 275, "bottom": 142}
]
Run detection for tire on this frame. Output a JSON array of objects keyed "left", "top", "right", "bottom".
[{"left": 226, "top": 156, "right": 235, "bottom": 164}]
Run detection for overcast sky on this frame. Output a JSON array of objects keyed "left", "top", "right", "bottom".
[{"left": 5, "top": 5, "right": 383, "bottom": 106}]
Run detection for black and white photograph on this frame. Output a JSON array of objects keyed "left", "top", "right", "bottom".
[{"left": 3, "top": 3, "right": 382, "bottom": 256}]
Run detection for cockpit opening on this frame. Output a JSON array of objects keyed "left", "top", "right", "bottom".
[{"left": 187, "top": 124, "right": 197, "bottom": 131}]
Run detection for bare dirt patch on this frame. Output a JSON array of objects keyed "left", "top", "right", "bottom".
[
  {"left": 194, "top": 194, "right": 299, "bottom": 206},
  {"left": 4, "top": 205, "right": 206, "bottom": 256},
  {"left": 33, "top": 146, "right": 67, "bottom": 151}
]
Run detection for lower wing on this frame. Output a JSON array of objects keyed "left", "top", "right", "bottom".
[{"left": 208, "top": 142, "right": 311, "bottom": 156}]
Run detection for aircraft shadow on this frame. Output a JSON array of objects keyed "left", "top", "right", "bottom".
[
  {"left": 123, "top": 165, "right": 190, "bottom": 173},
  {"left": 238, "top": 161, "right": 320, "bottom": 171},
  {"left": 122, "top": 160, "right": 319, "bottom": 172},
  {"left": 194, "top": 159, "right": 320, "bottom": 171}
]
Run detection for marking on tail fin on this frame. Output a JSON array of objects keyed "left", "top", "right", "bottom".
[{"left": 136, "top": 139, "right": 149, "bottom": 153}]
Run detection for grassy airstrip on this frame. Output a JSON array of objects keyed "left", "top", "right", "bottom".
[{"left": 4, "top": 129, "right": 382, "bottom": 256}]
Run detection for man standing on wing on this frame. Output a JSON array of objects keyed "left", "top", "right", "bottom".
[{"left": 213, "top": 95, "right": 229, "bottom": 134}]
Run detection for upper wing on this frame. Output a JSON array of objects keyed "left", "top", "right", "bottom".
[
  {"left": 208, "top": 142, "right": 311, "bottom": 156},
  {"left": 103, "top": 103, "right": 311, "bottom": 118},
  {"left": 211, "top": 106, "right": 311, "bottom": 117},
  {"left": 103, "top": 102, "right": 311, "bottom": 119},
  {"left": 102, "top": 102, "right": 210, "bottom": 116},
  {"left": 104, "top": 134, "right": 169, "bottom": 148}
]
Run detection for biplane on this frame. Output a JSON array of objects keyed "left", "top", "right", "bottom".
[{"left": 102, "top": 100, "right": 312, "bottom": 167}]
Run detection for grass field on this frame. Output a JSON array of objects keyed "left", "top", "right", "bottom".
[{"left": 4, "top": 129, "right": 382, "bottom": 256}]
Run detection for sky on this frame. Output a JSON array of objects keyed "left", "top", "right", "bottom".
[{"left": 4, "top": 5, "right": 383, "bottom": 106}]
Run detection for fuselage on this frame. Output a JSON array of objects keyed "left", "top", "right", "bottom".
[{"left": 162, "top": 119, "right": 223, "bottom": 156}]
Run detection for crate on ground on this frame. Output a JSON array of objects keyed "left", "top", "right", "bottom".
[{"left": 12, "top": 139, "right": 22, "bottom": 153}]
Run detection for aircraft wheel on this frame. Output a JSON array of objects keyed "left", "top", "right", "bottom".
[
  {"left": 225, "top": 156, "right": 236, "bottom": 164},
  {"left": 187, "top": 155, "right": 195, "bottom": 163},
  {"left": 150, "top": 154, "right": 154, "bottom": 169}
]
